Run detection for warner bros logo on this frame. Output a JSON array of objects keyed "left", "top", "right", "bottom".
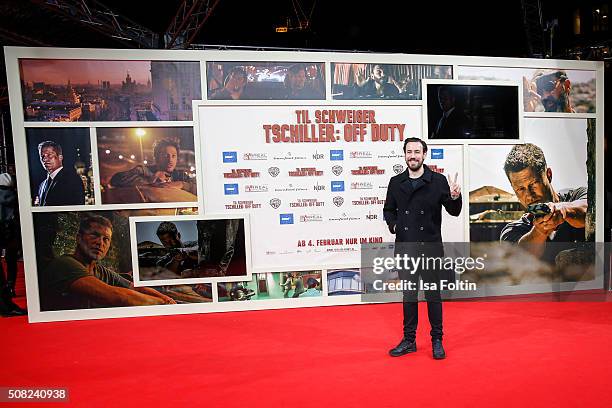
[{"left": 270, "top": 198, "right": 281, "bottom": 209}]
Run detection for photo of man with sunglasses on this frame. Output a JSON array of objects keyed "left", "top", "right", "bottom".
[{"left": 523, "top": 70, "right": 575, "bottom": 113}]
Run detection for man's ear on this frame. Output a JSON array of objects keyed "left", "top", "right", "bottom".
[
  {"left": 58, "top": 154, "right": 64, "bottom": 162},
  {"left": 546, "top": 168, "right": 552, "bottom": 183}
]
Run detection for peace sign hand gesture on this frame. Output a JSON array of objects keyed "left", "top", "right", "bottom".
[{"left": 447, "top": 172, "right": 461, "bottom": 200}]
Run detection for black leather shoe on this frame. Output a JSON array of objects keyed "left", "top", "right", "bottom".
[
  {"left": 389, "top": 338, "right": 417, "bottom": 357},
  {"left": 432, "top": 338, "right": 446, "bottom": 359}
]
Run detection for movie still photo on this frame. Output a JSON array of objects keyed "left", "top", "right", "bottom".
[
  {"left": 33, "top": 208, "right": 209, "bottom": 312},
  {"left": 97, "top": 127, "right": 198, "bottom": 204},
  {"left": 218, "top": 271, "right": 322, "bottom": 301},
  {"left": 466, "top": 118, "right": 595, "bottom": 285},
  {"left": 135, "top": 218, "right": 248, "bottom": 281},
  {"left": 427, "top": 83, "right": 519, "bottom": 140},
  {"left": 332, "top": 63, "right": 452, "bottom": 100},
  {"left": 206, "top": 61, "right": 325, "bottom": 100},
  {"left": 26, "top": 128, "right": 95, "bottom": 206},
  {"left": 20, "top": 59, "right": 201, "bottom": 121},
  {"left": 457, "top": 66, "right": 596, "bottom": 113}
]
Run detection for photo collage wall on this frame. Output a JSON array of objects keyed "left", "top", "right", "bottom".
[{"left": 4, "top": 48, "right": 603, "bottom": 322}]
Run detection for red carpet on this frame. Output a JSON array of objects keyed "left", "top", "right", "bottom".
[{"left": 2, "top": 301, "right": 612, "bottom": 407}]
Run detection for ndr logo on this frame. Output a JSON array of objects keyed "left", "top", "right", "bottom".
[
  {"left": 331, "top": 181, "right": 345, "bottom": 192},
  {"left": 222, "top": 151, "right": 238, "bottom": 163},
  {"left": 280, "top": 214, "right": 294, "bottom": 225},
  {"left": 224, "top": 184, "right": 239, "bottom": 195},
  {"left": 330, "top": 150, "right": 344, "bottom": 161}
]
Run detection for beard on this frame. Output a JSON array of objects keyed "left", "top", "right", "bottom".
[
  {"left": 542, "top": 92, "right": 567, "bottom": 112},
  {"left": 406, "top": 158, "right": 423, "bottom": 171}
]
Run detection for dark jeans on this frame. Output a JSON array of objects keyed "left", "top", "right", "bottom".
[{"left": 400, "top": 264, "right": 443, "bottom": 342}]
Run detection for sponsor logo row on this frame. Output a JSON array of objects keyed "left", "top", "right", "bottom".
[
  {"left": 224, "top": 196, "right": 385, "bottom": 210},
  {"left": 222, "top": 148, "right": 445, "bottom": 163},
  {"left": 223, "top": 165, "right": 400, "bottom": 178},
  {"left": 223, "top": 181, "right": 398, "bottom": 194},
  {"left": 279, "top": 211, "right": 380, "bottom": 225}
]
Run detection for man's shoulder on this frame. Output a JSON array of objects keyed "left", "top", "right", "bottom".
[
  {"left": 560, "top": 187, "right": 587, "bottom": 202},
  {"left": 388, "top": 172, "right": 407, "bottom": 184},
  {"left": 48, "top": 254, "right": 85, "bottom": 270}
]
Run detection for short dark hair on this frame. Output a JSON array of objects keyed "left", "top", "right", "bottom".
[
  {"left": 38, "top": 141, "right": 62, "bottom": 156},
  {"left": 78, "top": 215, "right": 113, "bottom": 235},
  {"left": 503, "top": 143, "right": 547, "bottom": 178},
  {"left": 403, "top": 137, "right": 428, "bottom": 153},
  {"left": 152, "top": 139, "right": 180, "bottom": 161},
  {"left": 287, "top": 63, "right": 306, "bottom": 76},
  {"left": 156, "top": 221, "right": 178, "bottom": 237}
]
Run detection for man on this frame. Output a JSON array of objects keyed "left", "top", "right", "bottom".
[
  {"left": 209, "top": 67, "right": 248, "bottom": 100},
  {"left": 155, "top": 221, "right": 199, "bottom": 275},
  {"left": 0, "top": 171, "right": 27, "bottom": 316},
  {"left": 283, "top": 64, "right": 323, "bottom": 99},
  {"left": 500, "top": 143, "right": 587, "bottom": 261},
  {"left": 39, "top": 215, "right": 176, "bottom": 311},
  {"left": 34, "top": 141, "right": 85, "bottom": 206},
  {"left": 355, "top": 64, "right": 400, "bottom": 99},
  {"left": 110, "top": 139, "right": 196, "bottom": 195},
  {"left": 383, "top": 137, "right": 462, "bottom": 360},
  {"left": 430, "top": 86, "right": 470, "bottom": 139},
  {"left": 524, "top": 70, "right": 575, "bottom": 113}
]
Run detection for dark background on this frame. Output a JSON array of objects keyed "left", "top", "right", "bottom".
[{"left": 427, "top": 84, "right": 520, "bottom": 140}]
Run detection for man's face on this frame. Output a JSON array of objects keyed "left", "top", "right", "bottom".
[
  {"left": 77, "top": 222, "right": 112, "bottom": 262},
  {"left": 157, "top": 145, "right": 178, "bottom": 173},
  {"left": 288, "top": 69, "right": 306, "bottom": 90},
  {"left": 372, "top": 65, "right": 385, "bottom": 82},
  {"left": 226, "top": 73, "right": 246, "bottom": 93},
  {"left": 404, "top": 142, "right": 426, "bottom": 171},
  {"left": 438, "top": 88, "right": 455, "bottom": 112},
  {"left": 507, "top": 167, "right": 554, "bottom": 208},
  {"left": 538, "top": 78, "right": 566, "bottom": 112},
  {"left": 39, "top": 146, "right": 63, "bottom": 174},
  {"left": 158, "top": 232, "right": 181, "bottom": 248}
]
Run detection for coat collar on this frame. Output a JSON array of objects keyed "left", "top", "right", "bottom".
[
  {"left": 398, "top": 163, "right": 433, "bottom": 183},
  {"left": 398, "top": 164, "right": 433, "bottom": 196}
]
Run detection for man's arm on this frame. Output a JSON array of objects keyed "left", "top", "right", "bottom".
[
  {"left": 134, "top": 286, "right": 176, "bottom": 304},
  {"left": 69, "top": 276, "right": 167, "bottom": 306},
  {"left": 110, "top": 166, "right": 150, "bottom": 187},
  {"left": 383, "top": 180, "right": 398, "bottom": 233},
  {"left": 554, "top": 199, "right": 587, "bottom": 229},
  {"left": 441, "top": 175, "right": 462, "bottom": 216}
]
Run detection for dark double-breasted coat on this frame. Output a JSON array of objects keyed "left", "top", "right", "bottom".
[{"left": 383, "top": 164, "right": 462, "bottom": 244}]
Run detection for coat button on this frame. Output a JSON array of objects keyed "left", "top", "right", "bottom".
[
  {"left": 404, "top": 227, "right": 409, "bottom": 231},
  {"left": 405, "top": 210, "right": 410, "bottom": 214},
  {"left": 420, "top": 226, "right": 424, "bottom": 231},
  {"left": 420, "top": 210, "right": 424, "bottom": 214}
]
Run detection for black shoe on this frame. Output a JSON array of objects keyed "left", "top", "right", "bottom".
[
  {"left": 389, "top": 338, "right": 417, "bottom": 357},
  {"left": 432, "top": 338, "right": 446, "bottom": 360}
]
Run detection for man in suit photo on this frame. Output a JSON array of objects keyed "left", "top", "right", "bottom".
[
  {"left": 34, "top": 141, "right": 85, "bottom": 206},
  {"left": 430, "top": 86, "right": 471, "bottom": 139}
]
